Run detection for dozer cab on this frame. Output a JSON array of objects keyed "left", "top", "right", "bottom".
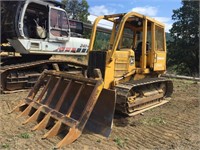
[{"left": 12, "top": 12, "right": 173, "bottom": 148}]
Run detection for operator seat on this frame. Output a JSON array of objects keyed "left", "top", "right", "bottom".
[
  {"left": 135, "top": 42, "right": 149, "bottom": 61},
  {"left": 135, "top": 42, "right": 142, "bottom": 61}
]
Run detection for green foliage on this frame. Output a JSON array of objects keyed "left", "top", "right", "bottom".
[
  {"left": 61, "top": 0, "right": 90, "bottom": 23},
  {"left": 93, "top": 32, "right": 110, "bottom": 50},
  {"left": 83, "top": 28, "right": 91, "bottom": 39},
  {"left": 166, "top": 32, "right": 173, "bottom": 42},
  {"left": 141, "top": 117, "right": 166, "bottom": 126},
  {"left": 96, "top": 139, "right": 101, "bottom": 143},
  {"left": 93, "top": 27, "right": 133, "bottom": 50},
  {"left": 1, "top": 143, "right": 9, "bottom": 149},
  {"left": 113, "top": 137, "right": 128, "bottom": 148},
  {"left": 20, "top": 133, "right": 30, "bottom": 139},
  {"left": 113, "top": 137, "right": 125, "bottom": 148},
  {"left": 167, "top": 0, "right": 199, "bottom": 76}
]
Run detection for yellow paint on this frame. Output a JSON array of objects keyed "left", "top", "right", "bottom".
[
  {"left": 88, "top": 12, "right": 167, "bottom": 89},
  {"left": 141, "top": 18, "right": 147, "bottom": 71}
]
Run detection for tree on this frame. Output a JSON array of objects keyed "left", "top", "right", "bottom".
[
  {"left": 61, "top": 0, "right": 90, "bottom": 23},
  {"left": 167, "top": 1, "right": 199, "bottom": 76}
]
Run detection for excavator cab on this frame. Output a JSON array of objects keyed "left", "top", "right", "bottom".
[
  {"left": 1, "top": 0, "right": 89, "bottom": 54},
  {"left": 2, "top": 1, "right": 67, "bottom": 41},
  {"left": 13, "top": 12, "right": 173, "bottom": 148}
]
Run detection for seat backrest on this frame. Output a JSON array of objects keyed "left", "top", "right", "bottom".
[{"left": 135, "top": 42, "right": 142, "bottom": 61}]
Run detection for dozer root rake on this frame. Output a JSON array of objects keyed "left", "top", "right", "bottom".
[{"left": 11, "top": 70, "right": 116, "bottom": 148}]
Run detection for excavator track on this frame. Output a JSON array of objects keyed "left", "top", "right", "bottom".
[
  {"left": 115, "top": 77, "right": 173, "bottom": 116},
  {"left": 0, "top": 60, "right": 87, "bottom": 93}
]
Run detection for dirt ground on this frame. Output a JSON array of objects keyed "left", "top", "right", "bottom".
[{"left": 0, "top": 79, "right": 199, "bottom": 150}]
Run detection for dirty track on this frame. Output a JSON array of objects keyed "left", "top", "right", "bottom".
[{"left": 0, "top": 79, "right": 199, "bottom": 149}]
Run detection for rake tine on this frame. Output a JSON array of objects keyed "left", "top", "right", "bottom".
[
  {"left": 66, "top": 84, "right": 84, "bottom": 117},
  {"left": 36, "top": 76, "right": 53, "bottom": 102},
  {"left": 42, "top": 120, "right": 62, "bottom": 139},
  {"left": 27, "top": 72, "right": 47, "bottom": 100},
  {"left": 22, "top": 106, "right": 43, "bottom": 125},
  {"left": 9, "top": 101, "right": 26, "bottom": 114},
  {"left": 56, "top": 127, "right": 81, "bottom": 148},
  {"left": 12, "top": 70, "right": 108, "bottom": 148},
  {"left": 55, "top": 80, "right": 72, "bottom": 111},
  {"left": 45, "top": 77, "right": 62, "bottom": 106},
  {"left": 31, "top": 113, "right": 51, "bottom": 131},
  {"left": 17, "top": 102, "right": 34, "bottom": 118},
  {"left": 43, "top": 84, "right": 84, "bottom": 139}
]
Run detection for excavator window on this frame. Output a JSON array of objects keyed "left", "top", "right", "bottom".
[
  {"left": 50, "top": 8, "right": 69, "bottom": 37},
  {"left": 50, "top": 9, "right": 69, "bottom": 29},
  {"left": 23, "top": 2, "right": 48, "bottom": 39},
  {"left": 69, "top": 20, "right": 84, "bottom": 37},
  {"left": 155, "top": 26, "right": 164, "bottom": 51}
]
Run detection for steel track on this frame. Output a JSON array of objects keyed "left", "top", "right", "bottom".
[
  {"left": 0, "top": 60, "right": 87, "bottom": 93},
  {"left": 115, "top": 77, "right": 173, "bottom": 116}
]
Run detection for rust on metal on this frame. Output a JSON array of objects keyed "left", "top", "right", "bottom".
[
  {"left": 13, "top": 70, "right": 116, "bottom": 148},
  {"left": 115, "top": 77, "right": 173, "bottom": 116},
  {"left": 0, "top": 60, "right": 87, "bottom": 93}
]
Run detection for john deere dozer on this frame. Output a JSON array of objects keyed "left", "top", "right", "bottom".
[{"left": 12, "top": 12, "right": 173, "bottom": 148}]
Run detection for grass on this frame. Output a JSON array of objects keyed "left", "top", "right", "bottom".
[
  {"left": 96, "top": 139, "right": 101, "bottom": 143},
  {"left": 1, "top": 143, "right": 9, "bottom": 149},
  {"left": 141, "top": 117, "right": 166, "bottom": 126},
  {"left": 19, "top": 132, "right": 30, "bottom": 139},
  {"left": 113, "top": 137, "right": 128, "bottom": 148}
]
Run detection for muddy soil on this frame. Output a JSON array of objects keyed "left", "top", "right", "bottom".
[{"left": 0, "top": 79, "right": 199, "bottom": 150}]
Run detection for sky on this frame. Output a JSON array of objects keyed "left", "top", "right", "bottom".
[
  {"left": 57, "top": 0, "right": 182, "bottom": 32},
  {"left": 86, "top": 0, "right": 182, "bottom": 32}
]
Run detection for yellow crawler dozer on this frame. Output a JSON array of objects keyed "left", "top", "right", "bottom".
[{"left": 12, "top": 12, "right": 173, "bottom": 148}]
